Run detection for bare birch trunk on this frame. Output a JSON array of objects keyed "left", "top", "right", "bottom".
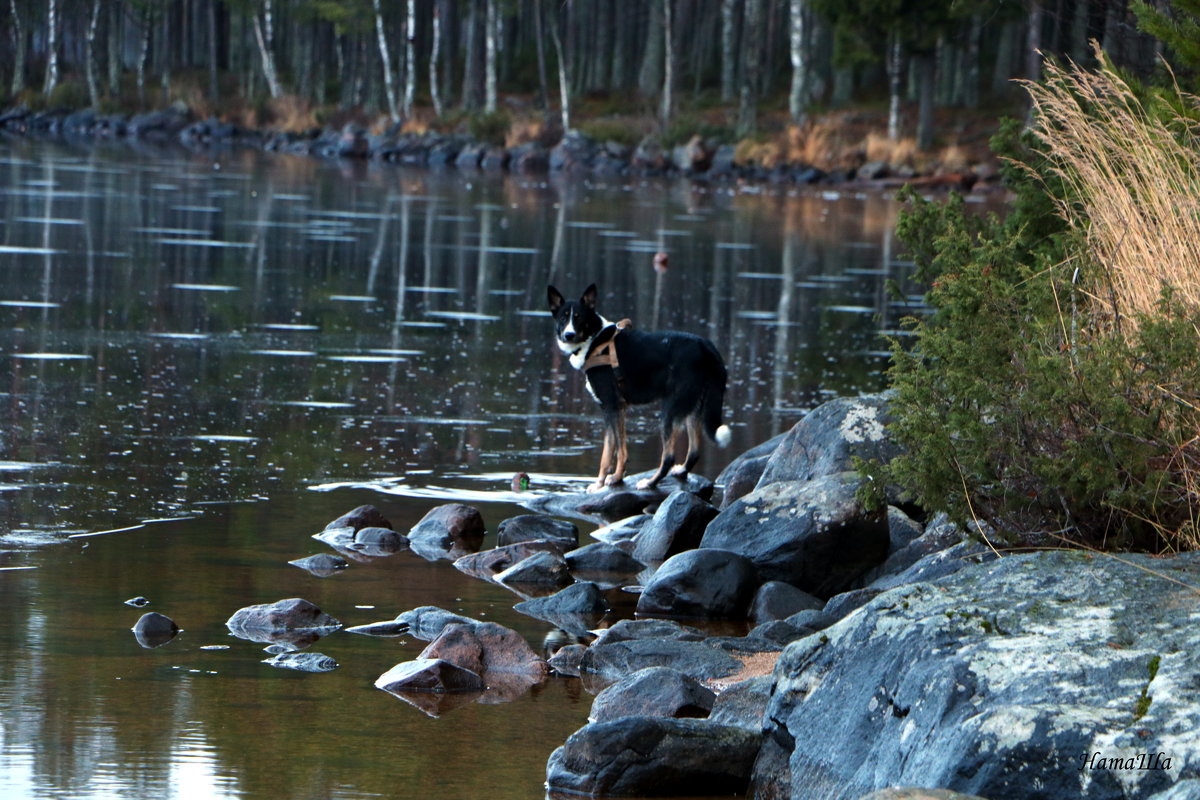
[
  {"left": 485, "top": 0, "right": 498, "bottom": 113},
  {"left": 373, "top": 0, "right": 400, "bottom": 121},
  {"left": 720, "top": 0, "right": 738, "bottom": 102},
  {"left": 403, "top": 0, "right": 416, "bottom": 116},
  {"left": 431, "top": 6, "right": 444, "bottom": 117},
  {"left": 549, "top": 1, "right": 570, "bottom": 130},
  {"left": 533, "top": 0, "right": 549, "bottom": 109},
  {"left": 137, "top": 8, "right": 150, "bottom": 106},
  {"left": 85, "top": 0, "right": 101, "bottom": 106},
  {"left": 252, "top": 1, "right": 283, "bottom": 99},
  {"left": 788, "top": 0, "right": 806, "bottom": 122},
  {"left": 736, "top": 0, "right": 761, "bottom": 137},
  {"left": 659, "top": 0, "right": 673, "bottom": 128},
  {"left": 43, "top": 0, "right": 60, "bottom": 97},
  {"left": 887, "top": 35, "right": 902, "bottom": 140},
  {"left": 10, "top": 0, "right": 25, "bottom": 96}
]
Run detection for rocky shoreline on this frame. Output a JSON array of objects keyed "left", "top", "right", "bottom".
[
  {"left": 167, "top": 392, "right": 1198, "bottom": 799},
  {"left": 0, "top": 102, "right": 999, "bottom": 192}
]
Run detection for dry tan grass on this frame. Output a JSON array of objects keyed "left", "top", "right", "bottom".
[
  {"left": 1023, "top": 43, "right": 1200, "bottom": 327},
  {"left": 864, "top": 131, "right": 918, "bottom": 166}
]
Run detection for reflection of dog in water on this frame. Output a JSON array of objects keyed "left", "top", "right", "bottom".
[{"left": 548, "top": 283, "right": 732, "bottom": 492}]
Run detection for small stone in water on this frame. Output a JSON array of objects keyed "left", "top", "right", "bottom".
[{"left": 124, "top": 596, "right": 151, "bottom": 607}]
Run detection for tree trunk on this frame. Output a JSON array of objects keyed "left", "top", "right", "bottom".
[
  {"left": 107, "top": 0, "right": 122, "bottom": 96},
  {"left": 373, "top": 0, "right": 400, "bottom": 121},
  {"left": 10, "top": 0, "right": 25, "bottom": 96},
  {"left": 638, "top": 0, "right": 663, "bottom": 97},
  {"left": 403, "top": 0, "right": 416, "bottom": 116},
  {"left": 533, "top": 0, "right": 549, "bottom": 109},
  {"left": 788, "top": 0, "right": 806, "bottom": 122},
  {"left": 721, "top": 0, "right": 738, "bottom": 102},
  {"left": 737, "top": 0, "right": 762, "bottom": 137},
  {"left": 1026, "top": 1, "right": 1043, "bottom": 83},
  {"left": 208, "top": 0, "right": 220, "bottom": 102},
  {"left": 886, "top": 34, "right": 902, "bottom": 140},
  {"left": 485, "top": 0, "right": 497, "bottom": 112},
  {"left": 137, "top": 7, "right": 151, "bottom": 106},
  {"left": 461, "top": 0, "right": 483, "bottom": 110},
  {"left": 549, "top": 0, "right": 570, "bottom": 129},
  {"left": 915, "top": 51, "right": 936, "bottom": 151},
  {"left": 659, "top": 0, "right": 673, "bottom": 128},
  {"left": 252, "top": 1, "right": 283, "bottom": 99},
  {"left": 431, "top": 5, "right": 444, "bottom": 116},
  {"left": 43, "top": 0, "right": 60, "bottom": 97},
  {"left": 85, "top": 0, "right": 101, "bottom": 106}
]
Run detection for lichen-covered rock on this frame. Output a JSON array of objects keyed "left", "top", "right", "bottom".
[
  {"left": 754, "top": 393, "right": 903, "bottom": 491},
  {"left": 756, "top": 550, "right": 1200, "bottom": 800},
  {"left": 546, "top": 717, "right": 760, "bottom": 796},
  {"left": 580, "top": 636, "right": 743, "bottom": 684},
  {"left": 700, "top": 472, "right": 888, "bottom": 597}
]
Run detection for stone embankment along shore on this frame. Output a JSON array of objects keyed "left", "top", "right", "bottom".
[{"left": 0, "top": 103, "right": 997, "bottom": 192}]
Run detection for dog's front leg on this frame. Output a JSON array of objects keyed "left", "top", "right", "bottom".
[
  {"left": 589, "top": 424, "right": 615, "bottom": 492},
  {"left": 605, "top": 408, "right": 628, "bottom": 487}
]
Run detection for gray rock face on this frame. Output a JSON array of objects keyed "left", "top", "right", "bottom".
[
  {"left": 546, "top": 717, "right": 760, "bottom": 797},
  {"left": 701, "top": 472, "right": 889, "bottom": 597},
  {"left": 453, "top": 540, "right": 569, "bottom": 580},
  {"left": 589, "top": 666, "right": 716, "bottom": 723},
  {"left": 716, "top": 432, "right": 786, "bottom": 508},
  {"left": 754, "top": 393, "right": 902, "bottom": 490},
  {"left": 565, "top": 542, "right": 645, "bottom": 574},
  {"left": 495, "top": 550, "right": 573, "bottom": 588},
  {"left": 580, "top": 636, "right": 744, "bottom": 683},
  {"left": 326, "top": 504, "right": 392, "bottom": 531},
  {"left": 417, "top": 621, "right": 548, "bottom": 678},
  {"left": 407, "top": 503, "right": 486, "bottom": 560},
  {"left": 751, "top": 581, "right": 825, "bottom": 624},
  {"left": 263, "top": 652, "right": 338, "bottom": 672},
  {"left": 756, "top": 550, "right": 1200, "bottom": 800},
  {"left": 631, "top": 492, "right": 718, "bottom": 565},
  {"left": 636, "top": 548, "right": 759, "bottom": 619}
]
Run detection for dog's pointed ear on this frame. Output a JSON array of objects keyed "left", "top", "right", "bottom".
[
  {"left": 548, "top": 285, "right": 565, "bottom": 313},
  {"left": 581, "top": 284, "right": 598, "bottom": 310}
]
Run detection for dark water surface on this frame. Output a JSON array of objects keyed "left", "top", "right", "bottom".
[{"left": 0, "top": 139, "right": 995, "bottom": 799}]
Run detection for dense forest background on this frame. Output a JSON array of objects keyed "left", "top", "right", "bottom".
[{"left": 0, "top": 1, "right": 1192, "bottom": 154}]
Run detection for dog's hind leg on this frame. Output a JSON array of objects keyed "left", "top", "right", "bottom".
[
  {"left": 670, "top": 415, "right": 704, "bottom": 477},
  {"left": 637, "top": 426, "right": 680, "bottom": 490},
  {"left": 605, "top": 408, "right": 629, "bottom": 486}
]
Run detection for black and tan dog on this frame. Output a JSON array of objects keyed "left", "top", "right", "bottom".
[{"left": 548, "top": 284, "right": 732, "bottom": 492}]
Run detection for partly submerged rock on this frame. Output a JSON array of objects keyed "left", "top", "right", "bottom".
[
  {"left": 546, "top": 716, "right": 760, "bottom": 797},
  {"left": 326, "top": 503, "right": 392, "bottom": 531},
  {"left": 131, "top": 611, "right": 179, "bottom": 648},
  {"left": 263, "top": 652, "right": 339, "bottom": 672},
  {"left": 630, "top": 491, "right": 718, "bottom": 565},
  {"left": 288, "top": 553, "right": 349, "bottom": 577},
  {"left": 453, "top": 540, "right": 570, "bottom": 581},
  {"left": 514, "top": 581, "right": 610, "bottom": 635},
  {"left": 375, "top": 657, "right": 485, "bottom": 694},
  {"left": 522, "top": 470, "right": 714, "bottom": 522},
  {"left": 496, "top": 514, "right": 578, "bottom": 547},
  {"left": 407, "top": 503, "right": 486, "bottom": 561},
  {"left": 394, "top": 606, "right": 479, "bottom": 641},
  {"left": 225, "top": 598, "right": 341, "bottom": 646}
]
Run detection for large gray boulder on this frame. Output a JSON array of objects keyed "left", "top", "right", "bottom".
[
  {"left": 700, "top": 472, "right": 888, "bottom": 597},
  {"left": 547, "top": 717, "right": 760, "bottom": 797},
  {"left": 225, "top": 598, "right": 341, "bottom": 646},
  {"left": 495, "top": 514, "right": 578, "bottom": 547},
  {"left": 754, "top": 393, "right": 903, "bottom": 491},
  {"left": 755, "top": 550, "right": 1200, "bottom": 800},
  {"left": 716, "top": 432, "right": 786, "bottom": 508}
]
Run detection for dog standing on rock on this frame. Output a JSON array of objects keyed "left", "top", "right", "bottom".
[{"left": 548, "top": 283, "right": 732, "bottom": 492}]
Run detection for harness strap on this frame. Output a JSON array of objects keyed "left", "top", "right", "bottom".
[{"left": 582, "top": 319, "right": 632, "bottom": 373}]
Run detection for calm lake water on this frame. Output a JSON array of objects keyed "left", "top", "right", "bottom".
[{"left": 0, "top": 138, "right": 996, "bottom": 800}]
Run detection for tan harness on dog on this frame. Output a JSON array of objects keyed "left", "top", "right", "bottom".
[{"left": 582, "top": 319, "right": 633, "bottom": 373}]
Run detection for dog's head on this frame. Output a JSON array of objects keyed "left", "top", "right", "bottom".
[{"left": 547, "top": 284, "right": 603, "bottom": 353}]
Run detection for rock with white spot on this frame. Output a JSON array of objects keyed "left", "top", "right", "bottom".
[{"left": 754, "top": 394, "right": 904, "bottom": 497}]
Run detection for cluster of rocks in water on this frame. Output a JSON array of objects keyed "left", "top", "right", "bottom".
[
  {"left": 135, "top": 392, "right": 1198, "bottom": 800},
  {"left": 0, "top": 102, "right": 994, "bottom": 190}
]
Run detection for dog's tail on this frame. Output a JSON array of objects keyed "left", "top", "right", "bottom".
[{"left": 703, "top": 384, "right": 732, "bottom": 448}]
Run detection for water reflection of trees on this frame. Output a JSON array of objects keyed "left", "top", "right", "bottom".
[{"left": 0, "top": 141, "right": 1002, "bottom": 537}]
